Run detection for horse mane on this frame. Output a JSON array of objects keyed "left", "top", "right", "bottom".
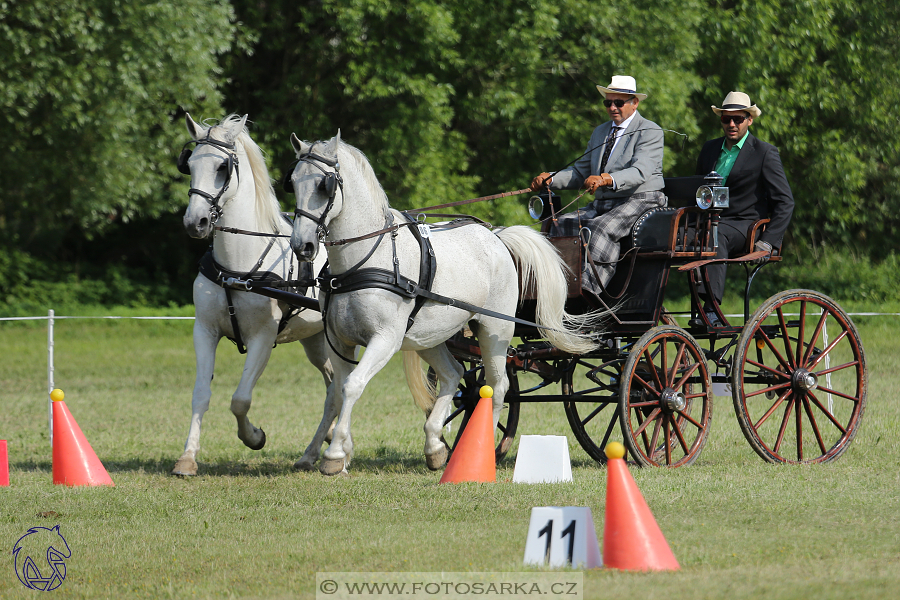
[
  {"left": 337, "top": 141, "right": 391, "bottom": 217},
  {"left": 205, "top": 115, "right": 286, "bottom": 234}
]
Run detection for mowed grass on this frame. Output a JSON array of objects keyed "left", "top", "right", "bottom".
[{"left": 1, "top": 303, "right": 899, "bottom": 599}]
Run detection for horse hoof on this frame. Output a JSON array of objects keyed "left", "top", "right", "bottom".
[
  {"left": 293, "top": 458, "right": 316, "bottom": 472},
  {"left": 246, "top": 429, "right": 266, "bottom": 451},
  {"left": 320, "top": 458, "right": 346, "bottom": 476},
  {"left": 425, "top": 445, "right": 449, "bottom": 471},
  {"left": 171, "top": 457, "right": 198, "bottom": 476}
]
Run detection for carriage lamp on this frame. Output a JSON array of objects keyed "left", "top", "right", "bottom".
[
  {"left": 528, "top": 190, "right": 560, "bottom": 221},
  {"left": 695, "top": 171, "right": 729, "bottom": 210},
  {"left": 528, "top": 195, "right": 544, "bottom": 220}
]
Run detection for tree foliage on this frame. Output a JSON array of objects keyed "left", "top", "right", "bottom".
[
  {"left": 0, "top": 0, "right": 235, "bottom": 253},
  {"left": 0, "top": 0, "right": 898, "bottom": 308},
  {"left": 223, "top": 0, "right": 703, "bottom": 226},
  {"left": 695, "top": 0, "right": 900, "bottom": 257}
]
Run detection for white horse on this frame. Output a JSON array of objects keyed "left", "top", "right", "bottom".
[
  {"left": 175, "top": 113, "right": 337, "bottom": 475},
  {"left": 288, "top": 131, "right": 601, "bottom": 475}
]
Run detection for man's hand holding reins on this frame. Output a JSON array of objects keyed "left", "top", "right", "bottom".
[
  {"left": 530, "top": 172, "right": 552, "bottom": 191},
  {"left": 582, "top": 173, "right": 613, "bottom": 193}
]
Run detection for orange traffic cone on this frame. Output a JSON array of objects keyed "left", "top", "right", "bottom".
[
  {"left": 602, "top": 442, "right": 679, "bottom": 571},
  {"left": 439, "top": 385, "right": 496, "bottom": 484},
  {"left": 51, "top": 389, "right": 114, "bottom": 487},
  {"left": 0, "top": 440, "right": 8, "bottom": 486}
]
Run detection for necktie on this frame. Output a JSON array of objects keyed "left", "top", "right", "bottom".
[{"left": 599, "top": 126, "right": 619, "bottom": 173}]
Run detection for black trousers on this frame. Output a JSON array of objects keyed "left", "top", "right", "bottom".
[{"left": 702, "top": 220, "right": 749, "bottom": 304}]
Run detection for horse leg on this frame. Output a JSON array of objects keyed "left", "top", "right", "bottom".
[
  {"left": 231, "top": 331, "right": 277, "bottom": 451},
  {"left": 476, "top": 323, "right": 514, "bottom": 427},
  {"left": 294, "top": 331, "right": 337, "bottom": 471},
  {"left": 416, "top": 345, "right": 463, "bottom": 470},
  {"left": 321, "top": 335, "right": 401, "bottom": 476},
  {"left": 173, "top": 321, "right": 220, "bottom": 476}
]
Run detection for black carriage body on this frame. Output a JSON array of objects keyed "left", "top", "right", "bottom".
[{"left": 442, "top": 177, "right": 867, "bottom": 469}]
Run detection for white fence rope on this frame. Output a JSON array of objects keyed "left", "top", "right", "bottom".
[
  {"left": 2, "top": 312, "right": 197, "bottom": 444},
  {"left": 2, "top": 309, "right": 895, "bottom": 444}
]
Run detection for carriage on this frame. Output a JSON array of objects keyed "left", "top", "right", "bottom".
[
  {"left": 178, "top": 117, "right": 866, "bottom": 474},
  {"left": 431, "top": 175, "right": 868, "bottom": 468}
]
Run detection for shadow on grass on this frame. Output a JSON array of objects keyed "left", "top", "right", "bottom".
[{"left": 15, "top": 447, "right": 604, "bottom": 478}]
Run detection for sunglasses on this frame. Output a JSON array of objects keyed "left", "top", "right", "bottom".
[
  {"left": 720, "top": 115, "right": 748, "bottom": 125},
  {"left": 603, "top": 99, "right": 631, "bottom": 108}
]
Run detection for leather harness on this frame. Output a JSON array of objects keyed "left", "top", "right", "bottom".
[{"left": 198, "top": 247, "right": 315, "bottom": 354}]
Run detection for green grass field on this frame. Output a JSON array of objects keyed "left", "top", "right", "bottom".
[{"left": 1, "top": 302, "right": 899, "bottom": 599}]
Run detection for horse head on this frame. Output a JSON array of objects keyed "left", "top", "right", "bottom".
[
  {"left": 180, "top": 113, "right": 248, "bottom": 238},
  {"left": 287, "top": 130, "right": 343, "bottom": 262}
]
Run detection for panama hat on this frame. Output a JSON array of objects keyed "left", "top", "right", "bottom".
[
  {"left": 711, "top": 91, "right": 761, "bottom": 118},
  {"left": 596, "top": 75, "right": 647, "bottom": 101}
]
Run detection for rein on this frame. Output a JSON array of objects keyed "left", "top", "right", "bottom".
[
  {"left": 406, "top": 188, "right": 532, "bottom": 214},
  {"left": 215, "top": 225, "right": 290, "bottom": 238},
  {"left": 288, "top": 146, "right": 586, "bottom": 364}
]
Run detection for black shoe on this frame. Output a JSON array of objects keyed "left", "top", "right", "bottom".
[{"left": 689, "top": 311, "right": 723, "bottom": 328}]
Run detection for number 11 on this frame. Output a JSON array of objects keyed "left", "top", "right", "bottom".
[{"left": 537, "top": 519, "right": 577, "bottom": 564}]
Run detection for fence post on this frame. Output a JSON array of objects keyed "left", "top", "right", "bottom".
[{"left": 48, "top": 309, "right": 54, "bottom": 447}]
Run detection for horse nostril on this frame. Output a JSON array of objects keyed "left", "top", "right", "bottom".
[
  {"left": 303, "top": 242, "right": 315, "bottom": 256},
  {"left": 198, "top": 217, "right": 208, "bottom": 231}
]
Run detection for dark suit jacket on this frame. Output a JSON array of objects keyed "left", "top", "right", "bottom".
[{"left": 695, "top": 133, "right": 794, "bottom": 248}]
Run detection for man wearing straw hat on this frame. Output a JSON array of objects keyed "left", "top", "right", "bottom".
[
  {"left": 530, "top": 75, "right": 665, "bottom": 295},
  {"left": 694, "top": 91, "right": 794, "bottom": 323}
]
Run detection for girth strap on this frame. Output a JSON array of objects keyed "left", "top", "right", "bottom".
[{"left": 197, "top": 250, "right": 315, "bottom": 354}]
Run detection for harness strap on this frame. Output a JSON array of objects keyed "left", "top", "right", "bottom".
[
  {"left": 223, "top": 285, "right": 247, "bottom": 354},
  {"left": 400, "top": 212, "right": 437, "bottom": 331},
  {"left": 197, "top": 250, "right": 316, "bottom": 354},
  {"left": 324, "top": 221, "right": 416, "bottom": 247}
]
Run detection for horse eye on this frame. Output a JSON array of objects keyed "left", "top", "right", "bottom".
[{"left": 217, "top": 163, "right": 228, "bottom": 173}]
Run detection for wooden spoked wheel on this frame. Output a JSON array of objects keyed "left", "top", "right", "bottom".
[
  {"left": 732, "top": 290, "right": 867, "bottom": 464},
  {"left": 563, "top": 356, "right": 628, "bottom": 465},
  {"left": 433, "top": 359, "right": 520, "bottom": 463},
  {"left": 619, "top": 326, "right": 713, "bottom": 467}
]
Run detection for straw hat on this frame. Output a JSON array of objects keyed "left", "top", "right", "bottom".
[
  {"left": 596, "top": 75, "right": 648, "bottom": 101},
  {"left": 711, "top": 91, "right": 761, "bottom": 118}
]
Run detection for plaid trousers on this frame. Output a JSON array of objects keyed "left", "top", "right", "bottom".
[{"left": 549, "top": 191, "right": 666, "bottom": 294}]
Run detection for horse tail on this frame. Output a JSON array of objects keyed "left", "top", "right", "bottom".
[
  {"left": 403, "top": 351, "right": 437, "bottom": 415},
  {"left": 496, "top": 226, "right": 603, "bottom": 354}
]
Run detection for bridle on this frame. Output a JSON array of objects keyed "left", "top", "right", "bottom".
[
  {"left": 285, "top": 144, "right": 343, "bottom": 242},
  {"left": 177, "top": 135, "right": 241, "bottom": 225}
]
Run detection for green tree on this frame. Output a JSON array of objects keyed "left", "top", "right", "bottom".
[
  {"left": 0, "top": 0, "right": 235, "bottom": 256},
  {"left": 695, "top": 0, "right": 900, "bottom": 258},
  {"left": 226, "top": 0, "right": 704, "bottom": 226},
  {"left": 448, "top": 0, "right": 704, "bottom": 225},
  {"left": 223, "top": 0, "right": 476, "bottom": 213}
]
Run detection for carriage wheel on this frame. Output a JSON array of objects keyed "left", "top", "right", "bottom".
[
  {"left": 563, "top": 356, "right": 628, "bottom": 466},
  {"left": 619, "top": 326, "right": 713, "bottom": 467},
  {"left": 431, "top": 359, "right": 520, "bottom": 463},
  {"left": 732, "top": 290, "right": 867, "bottom": 464}
]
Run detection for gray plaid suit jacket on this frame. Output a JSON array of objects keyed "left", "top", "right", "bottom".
[{"left": 550, "top": 111, "right": 664, "bottom": 200}]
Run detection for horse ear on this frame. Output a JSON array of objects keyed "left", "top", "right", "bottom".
[
  {"left": 291, "top": 133, "right": 310, "bottom": 156},
  {"left": 324, "top": 129, "right": 341, "bottom": 158},
  {"left": 185, "top": 113, "right": 204, "bottom": 140},
  {"left": 225, "top": 114, "right": 248, "bottom": 143}
]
